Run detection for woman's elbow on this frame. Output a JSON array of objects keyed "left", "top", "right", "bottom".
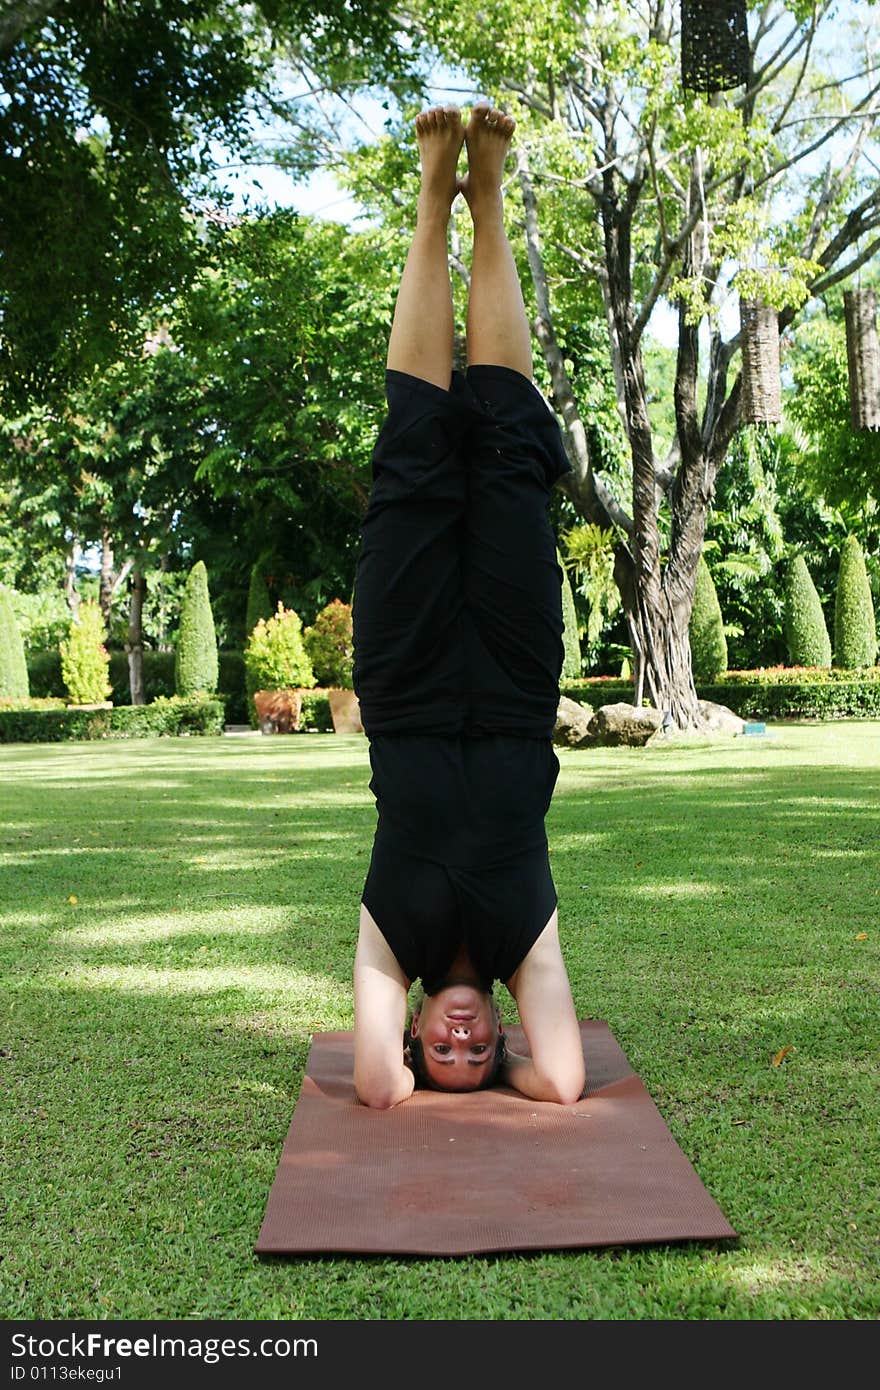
[
  {"left": 354, "top": 1068, "right": 413, "bottom": 1110},
  {"left": 541, "top": 1062, "right": 586, "bottom": 1106}
]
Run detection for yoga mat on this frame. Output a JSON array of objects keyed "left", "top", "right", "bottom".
[{"left": 255, "top": 1021, "right": 736, "bottom": 1256}]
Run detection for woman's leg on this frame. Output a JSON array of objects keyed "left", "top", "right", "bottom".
[
  {"left": 385, "top": 106, "right": 463, "bottom": 388},
  {"left": 460, "top": 105, "right": 532, "bottom": 377},
  {"left": 352, "top": 107, "right": 472, "bottom": 736},
  {"left": 458, "top": 106, "right": 571, "bottom": 737}
]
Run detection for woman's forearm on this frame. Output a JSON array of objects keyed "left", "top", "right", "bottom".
[{"left": 501, "top": 1050, "right": 581, "bottom": 1104}]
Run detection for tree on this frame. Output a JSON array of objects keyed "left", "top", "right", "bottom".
[
  {"left": 0, "top": 587, "right": 29, "bottom": 698},
  {"left": 245, "top": 564, "right": 275, "bottom": 642},
  {"left": 834, "top": 535, "right": 878, "bottom": 668},
  {"left": 0, "top": 206, "right": 407, "bottom": 686},
  {"left": 0, "top": 0, "right": 407, "bottom": 404},
  {"left": 784, "top": 554, "right": 831, "bottom": 667},
  {"left": 175, "top": 209, "right": 394, "bottom": 632},
  {"left": 357, "top": 0, "right": 880, "bottom": 726},
  {"left": 175, "top": 561, "right": 218, "bottom": 697},
  {"left": 786, "top": 295, "right": 880, "bottom": 524}
]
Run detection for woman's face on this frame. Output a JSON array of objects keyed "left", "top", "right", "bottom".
[{"left": 411, "top": 984, "right": 503, "bottom": 1090}]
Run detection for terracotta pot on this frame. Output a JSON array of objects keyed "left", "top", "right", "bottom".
[
  {"left": 327, "top": 688, "right": 363, "bottom": 734},
  {"left": 253, "top": 688, "right": 302, "bottom": 734}
]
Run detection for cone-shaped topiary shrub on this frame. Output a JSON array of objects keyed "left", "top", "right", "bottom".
[
  {"left": 303, "top": 599, "right": 354, "bottom": 688},
  {"left": 558, "top": 553, "right": 582, "bottom": 681},
  {"left": 834, "top": 536, "right": 878, "bottom": 669},
  {"left": 244, "top": 603, "right": 314, "bottom": 699},
  {"left": 784, "top": 555, "right": 831, "bottom": 667},
  {"left": 0, "top": 588, "right": 29, "bottom": 698},
  {"left": 689, "top": 553, "right": 728, "bottom": 681},
  {"left": 60, "top": 601, "right": 112, "bottom": 704},
  {"left": 175, "top": 561, "right": 218, "bottom": 696},
  {"left": 245, "top": 563, "right": 275, "bottom": 641}
]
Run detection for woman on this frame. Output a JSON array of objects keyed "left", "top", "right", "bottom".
[{"left": 351, "top": 103, "right": 585, "bottom": 1108}]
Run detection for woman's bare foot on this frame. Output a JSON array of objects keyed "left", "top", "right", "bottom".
[
  {"left": 459, "top": 104, "right": 516, "bottom": 223},
  {"left": 415, "top": 106, "right": 464, "bottom": 224}
]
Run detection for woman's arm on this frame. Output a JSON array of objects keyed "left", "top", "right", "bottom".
[
  {"left": 503, "top": 911, "right": 585, "bottom": 1104},
  {"left": 353, "top": 904, "right": 415, "bottom": 1109}
]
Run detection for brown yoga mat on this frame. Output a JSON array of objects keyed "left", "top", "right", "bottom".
[{"left": 255, "top": 1021, "right": 736, "bottom": 1256}]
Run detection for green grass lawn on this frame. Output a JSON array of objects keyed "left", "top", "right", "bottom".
[{"left": 1, "top": 723, "right": 877, "bottom": 1320}]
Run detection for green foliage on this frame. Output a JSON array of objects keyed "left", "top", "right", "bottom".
[
  {"left": 175, "top": 561, "right": 218, "bottom": 697},
  {"left": 244, "top": 604, "right": 314, "bottom": 696},
  {"left": 689, "top": 555, "right": 728, "bottom": 681},
  {"left": 0, "top": 587, "right": 29, "bottom": 699},
  {"left": 787, "top": 311, "right": 880, "bottom": 519},
  {"left": 0, "top": 695, "right": 225, "bottom": 743},
  {"left": 3, "top": 584, "right": 70, "bottom": 654},
  {"left": 245, "top": 565, "right": 275, "bottom": 642},
  {"left": 303, "top": 599, "right": 354, "bottom": 688},
  {"left": 176, "top": 210, "right": 393, "bottom": 626},
  {"left": 695, "top": 678, "right": 880, "bottom": 721},
  {"left": 559, "top": 553, "right": 582, "bottom": 680},
  {"left": 834, "top": 536, "right": 878, "bottom": 669},
  {"left": 0, "top": 0, "right": 408, "bottom": 403},
  {"left": 59, "top": 601, "right": 112, "bottom": 704},
  {"left": 560, "top": 523, "right": 621, "bottom": 657},
  {"left": 784, "top": 556, "right": 831, "bottom": 668},
  {"left": 298, "top": 692, "right": 334, "bottom": 733}
]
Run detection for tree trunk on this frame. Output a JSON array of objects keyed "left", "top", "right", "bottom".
[
  {"left": 632, "top": 591, "right": 702, "bottom": 729},
  {"left": 64, "top": 538, "right": 81, "bottom": 616},
  {"left": 126, "top": 566, "right": 147, "bottom": 706},
  {"left": 99, "top": 526, "right": 114, "bottom": 623},
  {"left": 156, "top": 552, "right": 171, "bottom": 651}
]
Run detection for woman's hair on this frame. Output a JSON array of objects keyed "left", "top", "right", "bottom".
[{"left": 403, "top": 988, "right": 508, "bottom": 1090}]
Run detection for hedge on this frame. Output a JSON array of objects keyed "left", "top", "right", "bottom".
[
  {"left": 562, "top": 670, "right": 880, "bottom": 720},
  {"left": 0, "top": 696, "right": 226, "bottom": 743},
  {"left": 26, "top": 650, "right": 248, "bottom": 723}
]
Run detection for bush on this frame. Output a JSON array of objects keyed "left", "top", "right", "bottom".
[
  {"left": 245, "top": 564, "right": 275, "bottom": 640},
  {"left": 244, "top": 604, "right": 314, "bottom": 698},
  {"left": 303, "top": 599, "right": 354, "bottom": 688},
  {"left": 834, "top": 536, "right": 878, "bottom": 669},
  {"left": 175, "top": 561, "right": 219, "bottom": 696},
  {"left": 0, "top": 588, "right": 29, "bottom": 698},
  {"left": 299, "top": 691, "right": 334, "bottom": 732},
  {"left": 689, "top": 555, "right": 728, "bottom": 681},
  {"left": 784, "top": 555, "right": 831, "bottom": 668},
  {"left": 60, "top": 601, "right": 112, "bottom": 704},
  {"left": 0, "top": 695, "right": 225, "bottom": 743},
  {"left": 5, "top": 587, "right": 70, "bottom": 654},
  {"left": 559, "top": 556, "right": 582, "bottom": 681}
]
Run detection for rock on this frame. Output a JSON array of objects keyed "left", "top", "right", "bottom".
[
  {"left": 697, "top": 699, "right": 745, "bottom": 736},
  {"left": 553, "top": 695, "right": 596, "bottom": 748},
  {"left": 590, "top": 702, "right": 665, "bottom": 747}
]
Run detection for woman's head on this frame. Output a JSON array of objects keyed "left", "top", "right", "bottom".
[{"left": 405, "top": 981, "right": 506, "bottom": 1091}]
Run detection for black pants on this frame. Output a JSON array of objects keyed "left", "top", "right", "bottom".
[{"left": 352, "top": 365, "right": 571, "bottom": 740}]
